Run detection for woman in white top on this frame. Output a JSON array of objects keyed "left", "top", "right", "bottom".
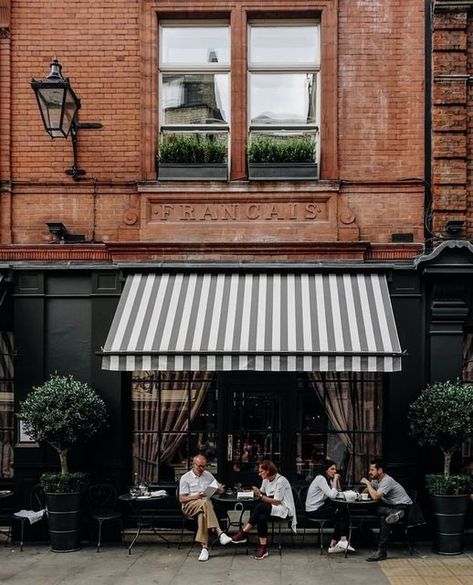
[
  {"left": 231, "top": 460, "right": 296, "bottom": 560},
  {"left": 305, "top": 459, "right": 354, "bottom": 553}
]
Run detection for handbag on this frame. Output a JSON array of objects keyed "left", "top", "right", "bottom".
[{"left": 227, "top": 502, "right": 250, "bottom": 527}]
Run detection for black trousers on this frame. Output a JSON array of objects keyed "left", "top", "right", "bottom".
[
  {"left": 248, "top": 502, "right": 273, "bottom": 537},
  {"left": 306, "top": 500, "right": 349, "bottom": 541},
  {"left": 377, "top": 504, "right": 410, "bottom": 552}
]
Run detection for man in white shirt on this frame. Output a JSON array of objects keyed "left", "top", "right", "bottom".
[
  {"left": 179, "top": 454, "right": 232, "bottom": 561},
  {"left": 361, "top": 457, "right": 412, "bottom": 562}
]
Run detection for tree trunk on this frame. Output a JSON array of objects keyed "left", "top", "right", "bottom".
[
  {"left": 59, "top": 449, "right": 68, "bottom": 474},
  {"left": 443, "top": 450, "right": 452, "bottom": 476}
]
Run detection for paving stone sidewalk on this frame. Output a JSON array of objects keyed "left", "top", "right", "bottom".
[{"left": 2, "top": 541, "right": 473, "bottom": 585}]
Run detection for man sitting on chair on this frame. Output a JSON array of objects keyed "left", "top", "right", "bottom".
[
  {"left": 179, "top": 454, "right": 232, "bottom": 561},
  {"left": 361, "top": 457, "right": 412, "bottom": 562}
]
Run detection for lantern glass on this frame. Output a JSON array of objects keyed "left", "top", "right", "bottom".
[{"left": 34, "top": 82, "right": 79, "bottom": 138}]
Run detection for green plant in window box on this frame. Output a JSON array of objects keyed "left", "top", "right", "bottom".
[
  {"left": 158, "top": 135, "right": 228, "bottom": 180},
  {"left": 408, "top": 380, "right": 473, "bottom": 554},
  {"left": 248, "top": 135, "right": 315, "bottom": 164},
  {"left": 247, "top": 134, "right": 317, "bottom": 180},
  {"left": 19, "top": 374, "right": 107, "bottom": 552},
  {"left": 158, "top": 135, "right": 227, "bottom": 164}
]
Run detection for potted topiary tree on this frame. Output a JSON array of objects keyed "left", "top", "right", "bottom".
[
  {"left": 247, "top": 134, "right": 318, "bottom": 180},
  {"left": 19, "top": 374, "right": 107, "bottom": 552},
  {"left": 157, "top": 134, "right": 228, "bottom": 180},
  {"left": 408, "top": 380, "right": 473, "bottom": 555}
]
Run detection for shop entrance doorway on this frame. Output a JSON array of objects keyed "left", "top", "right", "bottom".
[{"left": 219, "top": 372, "right": 295, "bottom": 487}]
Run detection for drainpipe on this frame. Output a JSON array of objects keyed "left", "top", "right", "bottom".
[{"left": 424, "top": 0, "right": 433, "bottom": 251}]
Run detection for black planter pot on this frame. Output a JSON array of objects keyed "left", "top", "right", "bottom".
[
  {"left": 46, "top": 492, "right": 81, "bottom": 552},
  {"left": 431, "top": 494, "right": 469, "bottom": 555},
  {"left": 248, "top": 162, "right": 318, "bottom": 180},
  {"left": 158, "top": 163, "right": 228, "bottom": 181}
]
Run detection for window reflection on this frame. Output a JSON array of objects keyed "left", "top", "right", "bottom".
[
  {"left": 162, "top": 74, "right": 229, "bottom": 125},
  {"left": 161, "top": 27, "right": 230, "bottom": 66},
  {"left": 250, "top": 26, "right": 319, "bottom": 66},
  {"left": 250, "top": 73, "right": 317, "bottom": 125}
]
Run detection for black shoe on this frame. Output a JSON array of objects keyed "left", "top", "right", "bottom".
[
  {"left": 385, "top": 510, "right": 405, "bottom": 525},
  {"left": 366, "top": 550, "right": 387, "bottom": 562}
]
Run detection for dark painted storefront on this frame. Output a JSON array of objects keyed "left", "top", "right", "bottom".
[{"left": 1, "top": 241, "right": 472, "bottom": 506}]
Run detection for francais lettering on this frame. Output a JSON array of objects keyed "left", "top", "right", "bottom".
[{"left": 151, "top": 203, "right": 324, "bottom": 222}]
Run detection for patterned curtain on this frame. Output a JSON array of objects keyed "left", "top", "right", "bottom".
[
  {"left": 132, "top": 371, "right": 214, "bottom": 483},
  {"left": 0, "top": 332, "right": 14, "bottom": 479}
]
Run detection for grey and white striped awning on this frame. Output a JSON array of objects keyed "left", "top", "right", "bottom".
[{"left": 101, "top": 272, "right": 403, "bottom": 372}]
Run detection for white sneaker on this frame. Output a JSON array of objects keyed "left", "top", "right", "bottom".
[
  {"left": 198, "top": 548, "right": 209, "bottom": 561},
  {"left": 328, "top": 545, "right": 344, "bottom": 553},
  {"left": 336, "top": 540, "right": 355, "bottom": 552},
  {"left": 219, "top": 533, "right": 232, "bottom": 545}
]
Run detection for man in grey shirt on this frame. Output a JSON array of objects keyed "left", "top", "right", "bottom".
[{"left": 361, "top": 457, "right": 412, "bottom": 562}]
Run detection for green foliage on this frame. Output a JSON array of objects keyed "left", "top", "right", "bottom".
[
  {"left": 158, "top": 135, "right": 227, "bottom": 164},
  {"left": 409, "top": 380, "right": 473, "bottom": 479},
  {"left": 40, "top": 472, "right": 89, "bottom": 494},
  {"left": 425, "top": 474, "right": 471, "bottom": 496},
  {"left": 248, "top": 135, "right": 315, "bottom": 164},
  {"left": 19, "top": 374, "right": 107, "bottom": 472}
]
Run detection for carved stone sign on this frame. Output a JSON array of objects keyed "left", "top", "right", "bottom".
[{"left": 149, "top": 201, "right": 328, "bottom": 223}]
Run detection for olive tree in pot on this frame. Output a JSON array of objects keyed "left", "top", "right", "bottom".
[
  {"left": 408, "top": 380, "right": 473, "bottom": 555},
  {"left": 19, "top": 375, "right": 107, "bottom": 552}
]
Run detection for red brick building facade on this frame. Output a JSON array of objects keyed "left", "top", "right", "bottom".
[
  {"left": 0, "top": 0, "right": 425, "bottom": 262},
  {"left": 4, "top": 0, "right": 473, "bottom": 502}
]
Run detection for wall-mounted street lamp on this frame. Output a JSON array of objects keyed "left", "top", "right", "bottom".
[{"left": 31, "top": 58, "right": 102, "bottom": 181}]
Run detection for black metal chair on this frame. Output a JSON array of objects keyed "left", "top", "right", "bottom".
[
  {"left": 9, "top": 484, "right": 46, "bottom": 552},
  {"left": 298, "top": 485, "right": 333, "bottom": 554},
  {"left": 394, "top": 489, "right": 426, "bottom": 554},
  {"left": 176, "top": 487, "right": 198, "bottom": 549},
  {"left": 87, "top": 484, "right": 123, "bottom": 552}
]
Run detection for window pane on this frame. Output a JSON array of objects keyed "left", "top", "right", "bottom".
[
  {"left": 250, "top": 73, "right": 317, "bottom": 125},
  {"left": 161, "top": 27, "right": 230, "bottom": 66},
  {"left": 162, "top": 74, "right": 229, "bottom": 125},
  {"left": 250, "top": 26, "right": 319, "bottom": 66}
]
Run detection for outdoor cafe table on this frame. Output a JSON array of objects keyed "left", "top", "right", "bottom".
[
  {"left": 118, "top": 492, "right": 168, "bottom": 555},
  {"left": 0, "top": 490, "right": 13, "bottom": 544},
  {"left": 212, "top": 492, "right": 255, "bottom": 533},
  {"left": 330, "top": 495, "right": 378, "bottom": 557}
]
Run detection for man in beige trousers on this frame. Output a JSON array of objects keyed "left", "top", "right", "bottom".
[{"left": 179, "top": 454, "right": 232, "bottom": 561}]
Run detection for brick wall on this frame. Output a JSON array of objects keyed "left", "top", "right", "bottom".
[
  {"left": 431, "top": 1, "right": 472, "bottom": 239},
  {"left": 0, "top": 0, "right": 426, "bottom": 258}
]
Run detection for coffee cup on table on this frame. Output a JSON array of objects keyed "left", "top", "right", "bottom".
[{"left": 361, "top": 493, "right": 369, "bottom": 501}]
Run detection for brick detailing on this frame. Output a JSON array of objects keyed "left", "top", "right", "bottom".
[{"left": 432, "top": 1, "right": 470, "bottom": 237}]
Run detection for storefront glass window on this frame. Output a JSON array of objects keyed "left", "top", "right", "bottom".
[
  {"left": 297, "top": 373, "right": 383, "bottom": 485},
  {"left": 0, "top": 332, "right": 14, "bottom": 480},
  {"left": 131, "top": 371, "right": 216, "bottom": 483}
]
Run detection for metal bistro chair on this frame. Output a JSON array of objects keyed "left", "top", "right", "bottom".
[
  {"left": 9, "top": 484, "right": 46, "bottom": 552},
  {"left": 87, "top": 484, "right": 123, "bottom": 552},
  {"left": 298, "top": 485, "right": 333, "bottom": 555},
  {"left": 176, "top": 487, "right": 198, "bottom": 549}
]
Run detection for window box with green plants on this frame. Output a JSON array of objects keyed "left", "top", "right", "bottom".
[
  {"left": 408, "top": 380, "right": 473, "bottom": 555},
  {"left": 247, "top": 134, "right": 318, "bottom": 180},
  {"left": 19, "top": 375, "right": 107, "bottom": 552},
  {"left": 157, "top": 134, "right": 228, "bottom": 181}
]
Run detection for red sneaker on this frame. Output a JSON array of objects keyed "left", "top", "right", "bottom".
[
  {"left": 254, "top": 546, "right": 268, "bottom": 560},
  {"left": 231, "top": 530, "right": 248, "bottom": 544}
]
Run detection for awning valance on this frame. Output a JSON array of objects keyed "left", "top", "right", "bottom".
[{"left": 101, "top": 272, "right": 403, "bottom": 372}]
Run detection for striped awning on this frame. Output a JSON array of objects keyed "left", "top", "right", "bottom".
[{"left": 101, "top": 272, "right": 403, "bottom": 372}]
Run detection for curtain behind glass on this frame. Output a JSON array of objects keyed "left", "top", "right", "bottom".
[
  {"left": 132, "top": 371, "right": 213, "bottom": 483},
  {"left": 307, "top": 372, "right": 382, "bottom": 483}
]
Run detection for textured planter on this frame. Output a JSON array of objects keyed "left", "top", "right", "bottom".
[
  {"left": 46, "top": 492, "right": 81, "bottom": 552},
  {"left": 431, "top": 494, "right": 469, "bottom": 555},
  {"left": 158, "top": 163, "right": 228, "bottom": 181},
  {"left": 248, "top": 162, "right": 318, "bottom": 181}
]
